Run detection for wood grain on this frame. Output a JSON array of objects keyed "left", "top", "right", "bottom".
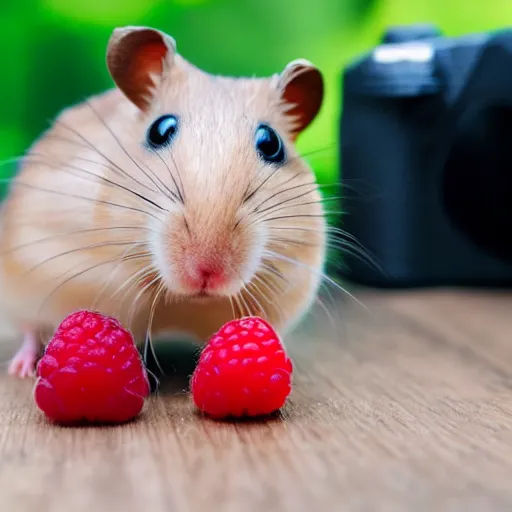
[{"left": 1, "top": 289, "right": 512, "bottom": 512}]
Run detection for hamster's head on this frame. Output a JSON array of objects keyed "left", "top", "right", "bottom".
[{"left": 106, "top": 26, "right": 326, "bottom": 323}]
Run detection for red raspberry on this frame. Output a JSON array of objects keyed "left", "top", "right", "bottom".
[
  {"left": 34, "top": 310, "right": 150, "bottom": 424},
  {"left": 190, "top": 317, "right": 293, "bottom": 419}
]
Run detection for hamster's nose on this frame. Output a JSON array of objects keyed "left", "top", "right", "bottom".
[
  {"left": 184, "top": 260, "right": 227, "bottom": 293},
  {"left": 198, "top": 264, "right": 226, "bottom": 289}
]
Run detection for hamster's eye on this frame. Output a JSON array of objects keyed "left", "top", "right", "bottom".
[
  {"left": 147, "top": 115, "right": 179, "bottom": 148},
  {"left": 255, "top": 124, "right": 286, "bottom": 164}
]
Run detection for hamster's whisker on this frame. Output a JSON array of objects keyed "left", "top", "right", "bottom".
[
  {"left": 43, "top": 131, "right": 190, "bottom": 204},
  {"left": 109, "top": 261, "right": 155, "bottom": 303},
  {"left": 324, "top": 241, "right": 383, "bottom": 274},
  {"left": 256, "top": 204, "right": 344, "bottom": 225},
  {"left": 244, "top": 291, "right": 256, "bottom": 317},
  {"left": 154, "top": 147, "right": 185, "bottom": 204},
  {"left": 54, "top": 119, "right": 161, "bottom": 196},
  {"left": 126, "top": 271, "right": 162, "bottom": 332},
  {"left": 30, "top": 246, "right": 151, "bottom": 319},
  {"left": 242, "top": 164, "right": 290, "bottom": 205},
  {"left": 237, "top": 170, "right": 304, "bottom": 229},
  {"left": 238, "top": 288, "right": 252, "bottom": 317},
  {"left": 272, "top": 178, "right": 373, "bottom": 199},
  {"left": 162, "top": 288, "right": 174, "bottom": 306},
  {"left": 169, "top": 151, "right": 187, "bottom": 203},
  {"left": 295, "top": 144, "right": 335, "bottom": 161},
  {"left": 327, "top": 232, "right": 382, "bottom": 269},
  {"left": 37, "top": 248, "right": 152, "bottom": 324},
  {"left": 10, "top": 181, "right": 165, "bottom": 223},
  {"left": 142, "top": 281, "right": 166, "bottom": 378},
  {"left": 313, "top": 294, "right": 337, "bottom": 329},
  {"left": 256, "top": 267, "right": 285, "bottom": 294},
  {"left": 267, "top": 235, "right": 378, "bottom": 272},
  {"left": 257, "top": 268, "right": 287, "bottom": 300},
  {"left": 320, "top": 179, "right": 382, "bottom": 199},
  {"left": 4, "top": 205, "right": 100, "bottom": 226},
  {"left": 111, "top": 263, "right": 154, "bottom": 321},
  {"left": 242, "top": 146, "right": 335, "bottom": 208},
  {"left": 255, "top": 212, "right": 326, "bottom": 229},
  {"left": 270, "top": 224, "right": 363, "bottom": 248},
  {"left": 237, "top": 296, "right": 246, "bottom": 317},
  {"left": 94, "top": 253, "right": 154, "bottom": 311},
  {"left": 232, "top": 294, "right": 243, "bottom": 317},
  {"left": 1, "top": 226, "right": 155, "bottom": 256},
  {"left": 252, "top": 179, "right": 317, "bottom": 213},
  {"left": 108, "top": 254, "right": 155, "bottom": 317},
  {"left": 258, "top": 261, "right": 295, "bottom": 317},
  {"left": 69, "top": 154, "right": 162, "bottom": 191},
  {"left": 45, "top": 136, "right": 174, "bottom": 200},
  {"left": 268, "top": 224, "right": 382, "bottom": 273},
  {"left": 132, "top": 154, "right": 179, "bottom": 205},
  {"left": 36, "top": 249, "right": 145, "bottom": 322},
  {"left": 263, "top": 249, "right": 367, "bottom": 311},
  {"left": 249, "top": 197, "right": 322, "bottom": 227},
  {"left": 228, "top": 296, "right": 237, "bottom": 320},
  {"left": 30, "top": 150, "right": 159, "bottom": 194},
  {"left": 235, "top": 292, "right": 250, "bottom": 318},
  {"left": 256, "top": 195, "right": 344, "bottom": 219},
  {"left": 260, "top": 213, "right": 335, "bottom": 224},
  {"left": 112, "top": 269, "right": 154, "bottom": 320},
  {"left": 319, "top": 272, "right": 337, "bottom": 308},
  {"left": 260, "top": 261, "right": 290, "bottom": 288},
  {"left": 148, "top": 148, "right": 182, "bottom": 203},
  {"left": 84, "top": 100, "right": 178, "bottom": 204},
  {"left": 267, "top": 236, "right": 319, "bottom": 250},
  {"left": 250, "top": 275, "right": 284, "bottom": 325},
  {"left": 44, "top": 134, "right": 98, "bottom": 153},
  {"left": 327, "top": 226, "right": 379, "bottom": 256},
  {"left": 0, "top": 155, "right": 27, "bottom": 169},
  {"left": 39, "top": 248, "right": 147, "bottom": 290},
  {"left": 25, "top": 154, "right": 168, "bottom": 212},
  {"left": 241, "top": 281, "right": 266, "bottom": 320},
  {"left": 21, "top": 240, "right": 144, "bottom": 277}
]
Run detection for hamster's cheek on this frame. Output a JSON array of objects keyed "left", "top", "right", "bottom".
[
  {"left": 147, "top": 213, "right": 179, "bottom": 291},
  {"left": 237, "top": 221, "right": 266, "bottom": 284}
]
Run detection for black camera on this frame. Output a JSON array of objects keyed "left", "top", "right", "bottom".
[{"left": 339, "top": 24, "right": 512, "bottom": 288}]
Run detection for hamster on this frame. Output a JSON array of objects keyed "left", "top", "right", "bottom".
[{"left": 0, "top": 25, "right": 326, "bottom": 378}]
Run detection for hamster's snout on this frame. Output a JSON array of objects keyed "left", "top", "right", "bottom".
[{"left": 153, "top": 211, "right": 263, "bottom": 300}]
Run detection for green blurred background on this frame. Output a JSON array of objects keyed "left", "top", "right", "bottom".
[{"left": 0, "top": 0, "right": 511, "bottom": 192}]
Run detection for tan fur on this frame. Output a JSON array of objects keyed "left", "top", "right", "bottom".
[{"left": 0, "top": 26, "right": 326, "bottom": 348}]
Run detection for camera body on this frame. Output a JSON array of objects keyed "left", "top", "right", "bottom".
[{"left": 339, "top": 24, "right": 512, "bottom": 287}]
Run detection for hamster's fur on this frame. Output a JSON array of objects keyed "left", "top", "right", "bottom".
[{"left": 0, "top": 26, "right": 326, "bottom": 377}]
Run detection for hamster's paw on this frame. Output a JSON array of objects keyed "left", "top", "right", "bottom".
[{"left": 8, "top": 329, "right": 42, "bottom": 379}]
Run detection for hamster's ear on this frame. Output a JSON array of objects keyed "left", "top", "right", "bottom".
[
  {"left": 106, "top": 26, "right": 176, "bottom": 111},
  {"left": 277, "top": 59, "right": 324, "bottom": 140}
]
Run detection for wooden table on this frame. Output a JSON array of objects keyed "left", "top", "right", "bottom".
[{"left": 1, "top": 289, "right": 512, "bottom": 511}]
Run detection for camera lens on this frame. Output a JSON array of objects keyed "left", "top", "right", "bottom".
[{"left": 442, "top": 104, "right": 512, "bottom": 263}]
